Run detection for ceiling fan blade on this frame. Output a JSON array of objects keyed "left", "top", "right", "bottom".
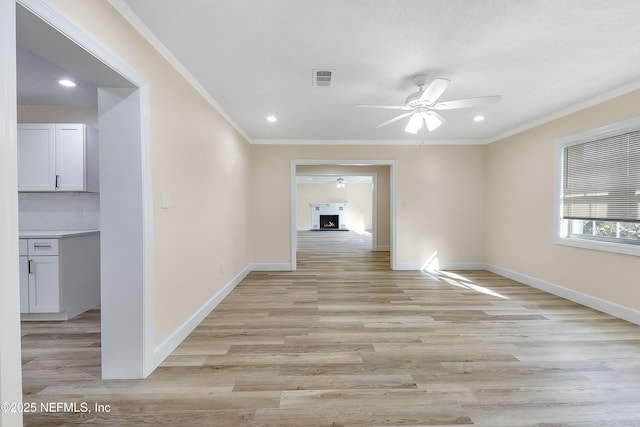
[
  {"left": 428, "top": 110, "right": 447, "bottom": 125},
  {"left": 419, "top": 78, "right": 450, "bottom": 105},
  {"left": 374, "top": 111, "right": 414, "bottom": 129},
  {"left": 432, "top": 95, "right": 501, "bottom": 110},
  {"left": 356, "top": 104, "right": 412, "bottom": 110}
]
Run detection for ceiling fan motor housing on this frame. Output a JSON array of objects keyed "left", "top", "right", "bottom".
[{"left": 406, "top": 91, "right": 426, "bottom": 108}]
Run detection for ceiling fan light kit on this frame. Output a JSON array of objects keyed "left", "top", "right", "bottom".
[{"left": 358, "top": 74, "right": 501, "bottom": 135}]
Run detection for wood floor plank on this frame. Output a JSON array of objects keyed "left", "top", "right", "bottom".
[{"left": 20, "top": 231, "right": 640, "bottom": 426}]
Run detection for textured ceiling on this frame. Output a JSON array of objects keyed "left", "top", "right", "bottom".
[
  {"left": 19, "top": 1, "right": 640, "bottom": 144},
  {"left": 115, "top": 0, "right": 640, "bottom": 144}
]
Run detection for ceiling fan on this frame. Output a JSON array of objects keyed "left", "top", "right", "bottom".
[{"left": 357, "top": 74, "right": 501, "bottom": 134}]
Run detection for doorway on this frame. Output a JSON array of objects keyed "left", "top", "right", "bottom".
[
  {"left": 13, "top": 1, "right": 153, "bottom": 379},
  {"left": 290, "top": 160, "right": 397, "bottom": 270}
]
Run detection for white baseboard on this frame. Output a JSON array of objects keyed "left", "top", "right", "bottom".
[
  {"left": 395, "top": 262, "right": 484, "bottom": 271},
  {"left": 486, "top": 263, "right": 640, "bottom": 326},
  {"left": 376, "top": 245, "right": 390, "bottom": 251},
  {"left": 251, "top": 263, "right": 292, "bottom": 271},
  {"left": 152, "top": 264, "right": 251, "bottom": 367},
  {"left": 396, "top": 261, "right": 640, "bottom": 326}
]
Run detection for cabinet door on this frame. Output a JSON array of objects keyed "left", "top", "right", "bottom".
[
  {"left": 19, "top": 256, "right": 29, "bottom": 313},
  {"left": 17, "top": 124, "right": 56, "bottom": 191},
  {"left": 28, "top": 256, "right": 60, "bottom": 313},
  {"left": 55, "top": 124, "right": 86, "bottom": 191}
]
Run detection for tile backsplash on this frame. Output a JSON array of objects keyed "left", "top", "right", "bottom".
[{"left": 19, "top": 192, "right": 100, "bottom": 231}]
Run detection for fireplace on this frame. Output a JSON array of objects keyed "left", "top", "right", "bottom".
[
  {"left": 310, "top": 203, "right": 348, "bottom": 230},
  {"left": 320, "top": 214, "right": 339, "bottom": 230}
]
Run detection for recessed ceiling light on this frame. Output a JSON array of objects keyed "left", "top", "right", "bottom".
[
  {"left": 58, "top": 79, "right": 76, "bottom": 87},
  {"left": 266, "top": 115, "right": 277, "bottom": 123},
  {"left": 473, "top": 115, "right": 485, "bottom": 122}
]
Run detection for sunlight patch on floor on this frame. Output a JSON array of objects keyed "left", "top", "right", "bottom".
[{"left": 421, "top": 252, "right": 508, "bottom": 299}]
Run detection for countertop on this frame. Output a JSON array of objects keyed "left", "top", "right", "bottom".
[{"left": 19, "top": 230, "right": 100, "bottom": 239}]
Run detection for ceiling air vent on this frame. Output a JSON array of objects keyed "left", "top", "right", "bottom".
[{"left": 313, "top": 69, "right": 333, "bottom": 87}]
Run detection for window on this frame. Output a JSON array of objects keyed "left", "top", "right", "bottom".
[{"left": 555, "top": 117, "right": 640, "bottom": 256}]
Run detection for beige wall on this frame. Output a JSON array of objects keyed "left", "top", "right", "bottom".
[
  {"left": 297, "top": 182, "right": 373, "bottom": 231},
  {"left": 48, "top": 0, "right": 252, "bottom": 345},
  {"left": 18, "top": 105, "right": 98, "bottom": 127},
  {"left": 251, "top": 144, "right": 487, "bottom": 267},
  {"left": 486, "top": 89, "right": 640, "bottom": 311}
]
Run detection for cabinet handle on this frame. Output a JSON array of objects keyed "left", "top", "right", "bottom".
[
  {"left": 28, "top": 259, "right": 33, "bottom": 274},
  {"left": 34, "top": 244, "right": 52, "bottom": 248},
  {"left": 55, "top": 174, "right": 60, "bottom": 188}
]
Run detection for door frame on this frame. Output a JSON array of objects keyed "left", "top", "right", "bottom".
[
  {"left": 8, "top": 0, "right": 155, "bottom": 380},
  {"left": 290, "top": 159, "right": 397, "bottom": 270}
]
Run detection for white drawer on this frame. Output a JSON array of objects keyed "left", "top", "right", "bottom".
[
  {"left": 28, "top": 239, "right": 59, "bottom": 256},
  {"left": 19, "top": 239, "right": 28, "bottom": 256}
]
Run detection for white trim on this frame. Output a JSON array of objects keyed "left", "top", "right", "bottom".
[
  {"left": 153, "top": 265, "right": 251, "bottom": 366},
  {"left": 19, "top": 0, "right": 146, "bottom": 87},
  {"left": 291, "top": 159, "right": 397, "bottom": 271},
  {"left": 107, "top": 0, "right": 252, "bottom": 144},
  {"left": 290, "top": 160, "right": 298, "bottom": 271},
  {"left": 253, "top": 138, "right": 484, "bottom": 146},
  {"left": 395, "top": 262, "right": 485, "bottom": 271},
  {"left": 488, "top": 79, "right": 640, "bottom": 144},
  {"left": 251, "top": 263, "right": 293, "bottom": 271},
  {"left": 553, "top": 117, "right": 640, "bottom": 258},
  {"left": 395, "top": 260, "right": 640, "bottom": 326},
  {"left": 556, "top": 116, "right": 640, "bottom": 146},
  {"left": 0, "top": 0, "right": 23, "bottom": 424},
  {"left": 486, "top": 264, "right": 640, "bottom": 326},
  {"left": 376, "top": 245, "right": 390, "bottom": 251},
  {"left": 18, "top": 0, "right": 155, "bottom": 379}
]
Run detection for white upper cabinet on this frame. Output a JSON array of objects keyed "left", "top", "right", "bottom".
[
  {"left": 18, "top": 123, "right": 99, "bottom": 192},
  {"left": 17, "top": 124, "right": 56, "bottom": 191}
]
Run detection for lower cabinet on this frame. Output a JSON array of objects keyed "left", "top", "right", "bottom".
[
  {"left": 19, "top": 233, "right": 100, "bottom": 321},
  {"left": 27, "top": 255, "right": 61, "bottom": 313}
]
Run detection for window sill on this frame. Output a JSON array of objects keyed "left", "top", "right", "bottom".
[{"left": 555, "top": 236, "right": 640, "bottom": 257}]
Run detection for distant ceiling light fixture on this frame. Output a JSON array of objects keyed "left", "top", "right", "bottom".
[
  {"left": 58, "top": 79, "right": 76, "bottom": 87},
  {"left": 266, "top": 115, "right": 277, "bottom": 123},
  {"left": 473, "top": 115, "right": 485, "bottom": 122},
  {"left": 336, "top": 177, "right": 346, "bottom": 189}
]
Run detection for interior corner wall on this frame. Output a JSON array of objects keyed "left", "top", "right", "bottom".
[
  {"left": 250, "top": 144, "right": 486, "bottom": 268},
  {"left": 485, "top": 88, "right": 640, "bottom": 312},
  {"left": 47, "top": 0, "right": 252, "bottom": 347}
]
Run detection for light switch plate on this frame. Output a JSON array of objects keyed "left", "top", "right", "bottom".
[{"left": 161, "top": 191, "right": 171, "bottom": 209}]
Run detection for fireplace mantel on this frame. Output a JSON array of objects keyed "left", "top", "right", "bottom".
[{"left": 310, "top": 203, "right": 347, "bottom": 230}]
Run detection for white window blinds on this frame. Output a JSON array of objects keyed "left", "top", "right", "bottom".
[{"left": 563, "top": 130, "right": 640, "bottom": 222}]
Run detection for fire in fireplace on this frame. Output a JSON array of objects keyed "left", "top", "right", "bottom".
[{"left": 319, "top": 214, "right": 339, "bottom": 230}]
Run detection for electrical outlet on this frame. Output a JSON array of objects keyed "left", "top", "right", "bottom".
[{"left": 219, "top": 262, "right": 224, "bottom": 275}]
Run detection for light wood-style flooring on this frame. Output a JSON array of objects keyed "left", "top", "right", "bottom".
[{"left": 21, "top": 231, "right": 640, "bottom": 426}]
